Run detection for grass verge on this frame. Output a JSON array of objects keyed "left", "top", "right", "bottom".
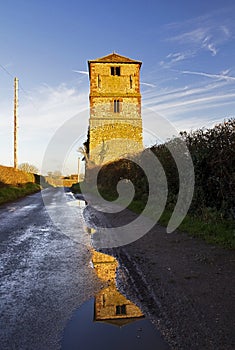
[
  {"left": 159, "top": 209, "right": 234, "bottom": 249},
  {"left": 0, "top": 183, "right": 41, "bottom": 205},
  {"left": 71, "top": 183, "right": 234, "bottom": 250},
  {"left": 128, "top": 200, "right": 235, "bottom": 250}
]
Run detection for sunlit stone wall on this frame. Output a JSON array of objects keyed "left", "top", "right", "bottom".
[
  {"left": 88, "top": 54, "right": 143, "bottom": 166},
  {"left": 92, "top": 250, "right": 143, "bottom": 322}
]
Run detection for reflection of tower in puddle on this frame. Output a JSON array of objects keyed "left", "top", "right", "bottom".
[{"left": 92, "top": 250, "right": 144, "bottom": 326}]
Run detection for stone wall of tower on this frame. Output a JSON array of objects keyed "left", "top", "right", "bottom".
[
  {"left": 88, "top": 56, "right": 143, "bottom": 166},
  {"left": 89, "top": 123, "right": 143, "bottom": 165},
  {"left": 95, "top": 285, "right": 144, "bottom": 321},
  {"left": 90, "top": 97, "right": 141, "bottom": 119},
  {"left": 89, "top": 62, "right": 141, "bottom": 95},
  {"left": 92, "top": 250, "right": 143, "bottom": 322}
]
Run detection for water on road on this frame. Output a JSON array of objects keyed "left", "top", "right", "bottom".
[{"left": 0, "top": 188, "right": 169, "bottom": 349}]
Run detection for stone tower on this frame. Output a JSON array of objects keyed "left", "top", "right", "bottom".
[{"left": 87, "top": 52, "right": 143, "bottom": 166}]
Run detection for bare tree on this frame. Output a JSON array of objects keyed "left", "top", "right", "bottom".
[
  {"left": 19, "top": 163, "right": 39, "bottom": 174},
  {"left": 78, "top": 146, "right": 88, "bottom": 162}
]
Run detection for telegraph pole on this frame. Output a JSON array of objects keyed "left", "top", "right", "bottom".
[
  {"left": 14, "top": 77, "right": 19, "bottom": 169},
  {"left": 78, "top": 157, "right": 80, "bottom": 182}
]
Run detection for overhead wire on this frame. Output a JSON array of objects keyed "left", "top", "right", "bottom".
[{"left": 0, "top": 62, "right": 38, "bottom": 110}]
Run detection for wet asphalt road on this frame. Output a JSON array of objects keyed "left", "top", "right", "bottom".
[{"left": 0, "top": 188, "right": 102, "bottom": 350}]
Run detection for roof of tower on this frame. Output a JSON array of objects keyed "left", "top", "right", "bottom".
[
  {"left": 88, "top": 52, "right": 142, "bottom": 65},
  {"left": 94, "top": 316, "right": 144, "bottom": 327}
]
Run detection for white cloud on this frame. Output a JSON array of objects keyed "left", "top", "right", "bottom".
[
  {"left": 19, "top": 84, "right": 88, "bottom": 139},
  {"left": 142, "top": 64, "right": 235, "bottom": 135},
  {"left": 220, "top": 25, "right": 231, "bottom": 38},
  {"left": 143, "top": 81, "right": 235, "bottom": 113},
  {"left": 160, "top": 50, "right": 195, "bottom": 67},
  {"left": 168, "top": 27, "right": 208, "bottom": 44},
  {"left": 207, "top": 43, "right": 217, "bottom": 56},
  {"left": 140, "top": 82, "right": 156, "bottom": 88},
  {"left": 181, "top": 69, "right": 235, "bottom": 82},
  {"left": 167, "top": 52, "right": 189, "bottom": 62},
  {"left": 162, "top": 10, "right": 233, "bottom": 63},
  {"left": 0, "top": 82, "right": 89, "bottom": 172},
  {"left": 167, "top": 27, "right": 218, "bottom": 57},
  {"left": 72, "top": 70, "right": 89, "bottom": 75},
  {"left": 201, "top": 36, "right": 218, "bottom": 56}
]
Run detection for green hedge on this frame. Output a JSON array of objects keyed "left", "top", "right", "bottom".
[
  {"left": 0, "top": 183, "right": 41, "bottom": 205},
  {"left": 83, "top": 118, "right": 235, "bottom": 248}
]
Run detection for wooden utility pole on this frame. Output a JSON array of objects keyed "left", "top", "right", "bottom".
[
  {"left": 14, "top": 77, "right": 19, "bottom": 169},
  {"left": 78, "top": 157, "right": 80, "bottom": 182}
]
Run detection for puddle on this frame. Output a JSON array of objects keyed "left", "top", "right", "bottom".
[
  {"left": 61, "top": 249, "right": 169, "bottom": 349},
  {"left": 61, "top": 195, "right": 169, "bottom": 349},
  {"left": 67, "top": 199, "right": 87, "bottom": 207},
  {"left": 61, "top": 298, "right": 168, "bottom": 350}
]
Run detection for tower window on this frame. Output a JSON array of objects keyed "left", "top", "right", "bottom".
[
  {"left": 114, "top": 99, "right": 120, "bottom": 113},
  {"left": 111, "top": 66, "right": 120, "bottom": 76},
  {"left": 130, "top": 75, "right": 133, "bottom": 89},
  {"left": 97, "top": 74, "right": 101, "bottom": 88},
  {"left": 116, "top": 305, "right": 127, "bottom": 315}
]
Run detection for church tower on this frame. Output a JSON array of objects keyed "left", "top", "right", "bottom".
[{"left": 87, "top": 52, "right": 143, "bottom": 166}]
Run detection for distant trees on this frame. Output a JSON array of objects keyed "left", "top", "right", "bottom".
[
  {"left": 19, "top": 163, "right": 39, "bottom": 174},
  {"left": 47, "top": 170, "right": 62, "bottom": 179},
  {"left": 45, "top": 170, "right": 62, "bottom": 187},
  {"left": 52, "top": 170, "right": 62, "bottom": 178}
]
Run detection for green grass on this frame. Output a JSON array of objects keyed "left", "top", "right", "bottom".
[
  {"left": 177, "top": 213, "right": 235, "bottom": 249},
  {"left": 70, "top": 182, "right": 83, "bottom": 194},
  {"left": 122, "top": 198, "right": 235, "bottom": 249},
  {"left": 0, "top": 183, "right": 41, "bottom": 205},
  {"left": 135, "top": 204, "right": 235, "bottom": 249},
  {"left": 71, "top": 183, "right": 235, "bottom": 249},
  {"left": 129, "top": 201, "right": 235, "bottom": 249}
]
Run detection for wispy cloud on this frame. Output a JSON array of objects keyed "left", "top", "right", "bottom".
[
  {"left": 142, "top": 63, "right": 235, "bottom": 136},
  {"left": 72, "top": 70, "right": 89, "bottom": 75},
  {"left": 220, "top": 25, "right": 230, "bottom": 37},
  {"left": 166, "top": 26, "right": 220, "bottom": 59},
  {"left": 180, "top": 69, "right": 235, "bottom": 82},
  {"left": 21, "top": 83, "right": 89, "bottom": 136},
  {"left": 161, "top": 9, "right": 234, "bottom": 66},
  {"left": 160, "top": 50, "right": 195, "bottom": 67},
  {"left": 168, "top": 27, "right": 209, "bottom": 45},
  {"left": 143, "top": 80, "right": 235, "bottom": 112},
  {"left": 140, "top": 82, "right": 156, "bottom": 88},
  {"left": 202, "top": 36, "right": 218, "bottom": 56},
  {"left": 143, "top": 80, "right": 227, "bottom": 105},
  {"left": 0, "top": 82, "right": 89, "bottom": 170}
]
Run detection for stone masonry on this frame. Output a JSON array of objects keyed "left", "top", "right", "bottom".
[{"left": 87, "top": 53, "right": 143, "bottom": 166}]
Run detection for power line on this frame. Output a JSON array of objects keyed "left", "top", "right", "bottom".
[
  {"left": 0, "top": 62, "right": 37, "bottom": 110},
  {"left": 0, "top": 63, "right": 14, "bottom": 78}
]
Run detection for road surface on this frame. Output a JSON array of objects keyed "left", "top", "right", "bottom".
[
  {"left": 0, "top": 188, "right": 102, "bottom": 350},
  {"left": 2, "top": 188, "right": 234, "bottom": 350}
]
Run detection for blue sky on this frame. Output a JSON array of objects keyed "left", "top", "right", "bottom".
[{"left": 1, "top": 0, "right": 235, "bottom": 174}]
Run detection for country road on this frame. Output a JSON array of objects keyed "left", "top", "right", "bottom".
[
  {"left": 1, "top": 188, "right": 234, "bottom": 350},
  {"left": 0, "top": 189, "right": 103, "bottom": 350}
]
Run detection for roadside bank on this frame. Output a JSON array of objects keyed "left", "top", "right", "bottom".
[
  {"left": 0, "top": 165, "right": 49, "bottom": 205},
  {"left": 0, "top": 182, "right": 41, "bottom": 205}
]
